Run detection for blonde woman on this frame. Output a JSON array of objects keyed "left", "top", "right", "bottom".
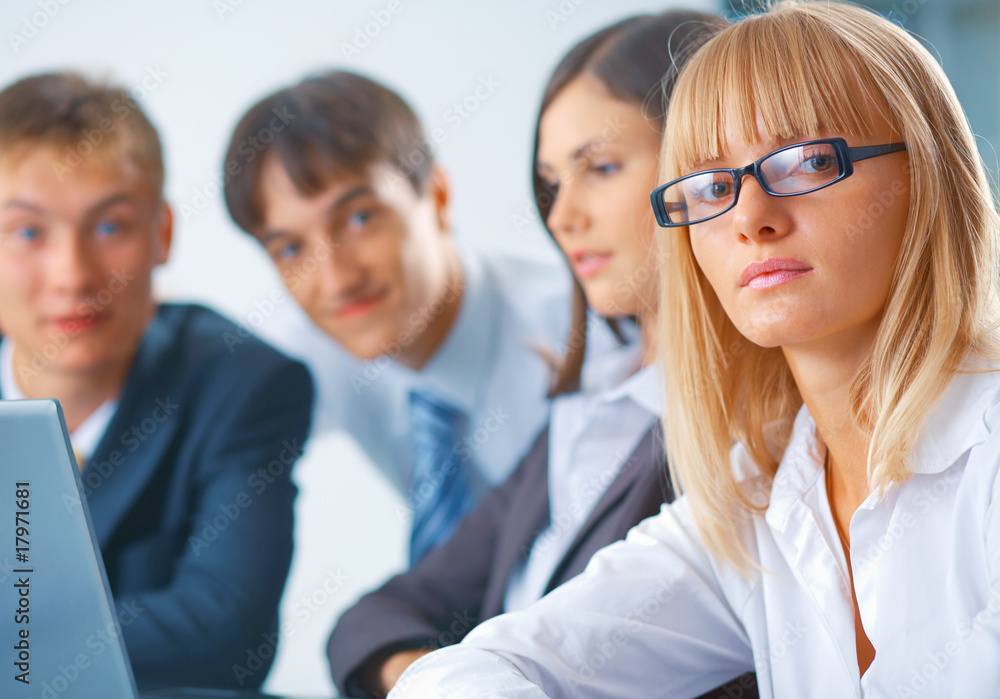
[{"left": 388, "top": 2, "right": 1000, "bottom": 697}]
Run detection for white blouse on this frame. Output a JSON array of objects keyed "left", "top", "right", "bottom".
[
  {"left": 390, "top": 367, "right": 1000, "bottom": 698},
  {"left": 503, "top": 349, "right": 656, "bottom": 613}
]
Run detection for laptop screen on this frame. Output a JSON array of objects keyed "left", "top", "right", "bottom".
[{"left": 1, "top": 399, "right": 140, "bottom": 699}]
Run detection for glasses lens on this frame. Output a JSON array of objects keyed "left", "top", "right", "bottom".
[
  {"left": 760, "top": 142, "right": 842, "bottom": 194},
  {"left": 661, "top": 171, "right": 736, "bottom": 224}
]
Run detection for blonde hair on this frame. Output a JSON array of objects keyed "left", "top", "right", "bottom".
[{"left": 658, "top": 0, "right": 1000, "bottom": 570}]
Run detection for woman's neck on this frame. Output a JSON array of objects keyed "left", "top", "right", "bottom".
[
  {"left": 782, "top": 332, "right": 873, "bottom": 509},
  {"left": 784, "top": 330, "right": 880, "bottom": 676}
]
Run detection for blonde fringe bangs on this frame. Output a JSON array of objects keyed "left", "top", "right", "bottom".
[{"left": 663, "top": 5, "right": 893, "bottom": 185}]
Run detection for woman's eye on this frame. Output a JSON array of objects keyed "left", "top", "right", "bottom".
[
  {"left": 798, "top": 151, "right": 836, "bottom": 174},
  {"left": 789, "top": 149, "right": 837, "bottom": 175},
  {"left": 274, "top": 241, "right": 301, "bottom": 261},
  {"left": 693, "top": 178, "right": 733, "bottom": 203},
  {"left": 589, "top": 163, "right": 621, "bottom": 176}
]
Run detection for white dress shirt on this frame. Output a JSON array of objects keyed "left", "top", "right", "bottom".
[
  {"left": 0, "top": 338, "right": 118, "bottom": 461},
  {"left": 503, "top": 346, "right": 656, "bottom": 613},
  {"left": 258, "top": 247, "right": 601, "bottom": 497},
  {"left": 391, "top": 365, "right": 1000, "bottom": 698}
]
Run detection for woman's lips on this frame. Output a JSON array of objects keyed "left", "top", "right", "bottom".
[
  {"left": 572, "top": 251, "right": 612, "bottom": 279},
  {"left": 740, "top": 257, "right": 813, "bottom": 290}
]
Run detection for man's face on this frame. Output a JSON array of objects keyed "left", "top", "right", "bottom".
[
  {"left": 0, "top": 145, "right": 171, "bottom": 383},
  {"left": 256, "top": 159, "right": 459, "bottom": 367}
]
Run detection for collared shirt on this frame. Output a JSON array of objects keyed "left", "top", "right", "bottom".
[
  {"left": 258, "top": 247, "right": 592, "bottom": 499},
  {"left": 391, "top": 366, "right": 1000, "bottom": 698},
  {"left": 503, "top": 347, "right": 656, "bottom": 613},
  {"left": 0, "top": 338, "right": 118, "bottom": 462}
]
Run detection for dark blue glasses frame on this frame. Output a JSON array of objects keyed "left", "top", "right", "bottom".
[{"left": 650, "top": 138, "right": 907, "bottom": 227}]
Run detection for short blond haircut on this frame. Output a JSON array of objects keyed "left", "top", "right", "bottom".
[
  {"left": 658, "top": 0, "right": 1000, "bottom": 570},
  {"left": 0, "top": 71, "right": 164, "bottom": 195}
]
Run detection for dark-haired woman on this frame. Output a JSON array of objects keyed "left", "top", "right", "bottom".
[{"left": 326, "top": 10, "right": 753, "bottom": 698}]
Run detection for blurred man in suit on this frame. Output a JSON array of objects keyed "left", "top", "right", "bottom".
[
  {"left": 0, "top": 71, "right": 313, "bottom": 690},
  {"left": 223, "top": 72, "right": 582, "bottom": 565}
]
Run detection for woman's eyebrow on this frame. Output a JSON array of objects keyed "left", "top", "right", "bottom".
[{"left": 570, "top": 139, "right": 606, "bottom": 161}]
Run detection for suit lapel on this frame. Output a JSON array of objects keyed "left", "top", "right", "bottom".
[
  {"left": 84, "top": 311, "right": 181, "bottom": 546},
  {"left": 2, "top": 319, "right": 183, "bottom": 546},
  {"left": 544, "top": 426, "right": 665, "bottom": 593},
  {"left": 496, "top": 427, "right": 551, "bottom": 568},
  {"left": 482, "top": 427, "right": 551, "bottom": 617}
]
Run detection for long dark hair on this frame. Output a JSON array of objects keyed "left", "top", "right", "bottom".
[{"left": 534, "top": 10, "right": 726, "bottom": 395}]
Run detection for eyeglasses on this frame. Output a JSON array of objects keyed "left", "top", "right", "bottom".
[{"left": 650, "top": 138, "right": 907, "bottom": 227}]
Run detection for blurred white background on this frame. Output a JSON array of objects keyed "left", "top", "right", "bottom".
[{"left": 0, "top": 1, "right": 717, "bottom": 695}]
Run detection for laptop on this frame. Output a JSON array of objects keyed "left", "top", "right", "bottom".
[{"left": 0, "top": 399, "right": 335, "bottom": 699}]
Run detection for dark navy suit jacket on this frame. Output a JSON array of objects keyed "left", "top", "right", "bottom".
[{"left": 0, "top": 304, "right": 313, "bottom": 690}]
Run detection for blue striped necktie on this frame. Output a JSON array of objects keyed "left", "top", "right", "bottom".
[{"left": 407, "top": 389, "right": 474, "bottom": 566}]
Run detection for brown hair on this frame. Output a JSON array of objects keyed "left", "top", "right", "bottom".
[
  {"left": 533, "top": 10, "right": 726, "bottom": 395},
  {"left": 223, "top": 70, "right": 434, "bottom": 235},
  {"left": 0, "top": 71, "right": 164, "bottom": 195}
]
